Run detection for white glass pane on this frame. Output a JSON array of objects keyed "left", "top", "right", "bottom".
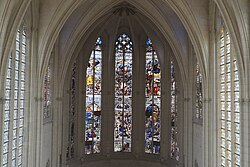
[
  {"left": 227, "top": 132, "right": 231, "bottom": 140},
  {"left": 15, "top": 61, "right": 19, "bottom": 70},
  {"left": 21, "top": 54, "right": 26, "bottom": 63},
  {"left": 235, "top": 123, "right": 240, "bottom": 133},
  {"left": 13, "top": 129, "right": 17, "bottom": 139},
  {"left": 19, "top": 127, "right": 24, "bottom": 136},
  {"left": 15, "top": 51, "right": 19, "bottom": 60},
  {"left": 12, "top": 149, "right": 16, "bottom": 159},
  {"left": 235, "top": 154, "right": 240, "bottom": 165},
  {"left": 20, "top": 91, "right": 25, "bottom": 100},
  {"left": 5, "top": 90, "right": 10, "bottom": 100},
  {"left": 4, "top": 110, "right": 10, "bottom": 121},
  {"left": 234, "top": 92, "right": 239, "bottom": 100},
  {"left": 18, "top": 137, "right": 23, "bottom": 146},
  {"left": 15, "top": 81, "right": 19, "bottom": 89},
  {"left": 235, "top": 113, "right": 240, "bottom": 122},
  {"left": 16, "top": 31, "right": 20, "bottom": 40},
  {"left": 227, "top": 111, "right": 231, "bottom": 121},
  {"left": 234, "top": 103, "right": 239, "bottom": 113},
  {"left": 19, "top": 118, "right": 24, "bottom": 127},
  {"left": 221, "top": 120, "right": 225, "bottom": 128},
  {"left": 221, "top": 65, "right": 225, "bottom": 73},
  {"left": 18, "top": 146, "right": 23, "bottom": 156},
  {"left": 221, "top": 93, "right": 225, "bottom": 101},
  {"left": 4, "top": 132, "right": 9, "bottom": 142},
  {"left": 21, "top": 45, "right": 26, "bottom": 53},
  {"left": 16, "top": 41, "right": 20, "bottom": 49},
  {"left": 15, "top": 71, "right": 19, "bottom": 80},
  {"left": 4, "top": 121, "right": 9, "bottom": 131},
  {"left": 5, "top": 100, "right": 10, "bottom": 110},
  {"left": 20, "top": 72, "right": 25, "bottom": 81},
  {"left": 228, "top": 151, "right": 231, "bottom": 160},
  {"left": 8, "top": 58, "right": 12, "bottom": 68},
  {"left": 221, "top": 138, "right": 225, "bottom": 147},
  {"left": 221, "top": 102, "right": 225, "bottom": 110},
  {"left": 18, "top": 155, "right": 22, "bottom": 165},
  {"left": 235, "top": 133, "right": 240, "bottom": 144},
  {"left": 14, "top": 110, "right": 18, "bottom": 119},
  {"left": 221, "top": 157, "right": 225, "bottom": 166},
  {"left": 226, "top": 55, "right": 230, "bottom": 63},
  {"left": 21, "top": 63, "right": 25, "bottom": 71},
  {"left": 227, "top": 160, "right": 231, "bottom": 166},
  {"left": 20, "top": 100, "right": 24, "bottom": 108},
  {"left": 234, "top": 61, "right": 238, "bottom": 71},
  {"left": 235, "top": 144, "right": 240, "bottom": 155},
  {"left": 234, "top": 72, "right": 239, "bottom": 81},
  {"left": 227, "top": 140, "right": 231, "bottom": 150},
  {"left": 6, "top": 79, "right": 11, "bottom": 89},
  {"left": 14, "top": 90, "right": 18, "bottom": 99},
  {"left": 220, "top": 56, "right": 225, "bottom": 65},
  {"left": 12, "top": 139, "right": 17, "bottom": 149},
  {"left": 13, "top": 120, "right": 17, "bottom": 129},
  {"left": 227, "top": 122, "right": 231, "bottom": 131},
  {"left": 3, "top": 143, "right": 9, "bottom": 153},
  {"left": 3, "top": 153, "right": 8, "bottom": 164},
  {"left": 221, "top": 83, "right": 225, "bottom": 90},
  {"left": 221, "top": 129, "right": 225, "bottom": 138},
  {"left": 226, "top": 63, "right": 230, "bottom": 72},
  {"left": 7, "top": 69, "right": 11, "bottom": 78},
  {"left": 20, "top": 82, "right": 25, "bottom": 90},
  {"left": 20, "top": 109, "right": 24, "bottom": 118},
  {"left": 12, "top": 160, "right": 16, "bottom": 167}
]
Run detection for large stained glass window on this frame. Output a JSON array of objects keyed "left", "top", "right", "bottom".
[
  {"left": 145, "top": 38, "right": 161, "bottom": 154},
  {"left": 114, "top": 34, "right": 133, "bottom": 152},
  {"left": 43, "top": 62, "right": 52, "bottom": 120},
  {"left": 85, "top": 37, "right": 102, "bottom": 154},
  {"left": 170, "top": 61, "right": 179, "bottom": 161},
  {"left": 66, "top": 62, "right": 77, "bottom": 159},
  {"left": 219, "top": 28, "right": 240, "bottom": 167},
  {"left": 2, "top": 28, "right": 27, "bottom": 167},
  {"left": 195, "top": 63, "right": 203, "bottom": 120}
]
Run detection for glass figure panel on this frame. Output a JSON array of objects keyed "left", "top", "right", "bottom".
[
  {"left": 85, "top": 37, "right": 102, "bottom": 154},
  {"left": 114, "top": 34, "right": 132, "bottom": 152},
  {"left": 170, "top": 61, "right": 179, "bottom": 161},
  {"left": 145, "top": 38, "right": 161, "bottom": 154}
]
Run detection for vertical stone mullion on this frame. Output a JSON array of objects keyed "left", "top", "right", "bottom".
[
  {"left": 106, "top": 34, "right": 115, "bottom": 155},
  {"left": 160, "top": 44, "right": 171, "bottom": 162},
  {"left": 101, "top": 35, "right": 110, "bottom": 155},
  {"left": 132, "top": 35, "right": 146, "bottom": 156}
]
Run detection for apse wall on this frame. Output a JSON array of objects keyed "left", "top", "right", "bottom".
[{"left": 73, "top": 159, "right": 168, "bottom": 167}]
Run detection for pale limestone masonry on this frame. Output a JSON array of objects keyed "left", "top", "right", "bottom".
[{"left": 0, "top": 0, "right": 249, "bottom": 167}]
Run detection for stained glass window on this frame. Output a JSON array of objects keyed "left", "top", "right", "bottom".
[
  {"left": 170, "top": 61, "right": 179, "bottom": 161},
  {"left": 219, "top": 28, "right": 240, "bottom": 167},
  {"left": 195, "top": 63, "right": 203, "bottom": 119},
  {"left": 43, "top": 62, "right": 52, "bottom": 119},
  {"left": 66, "top": 62, "right": 77, "bottom": 159},
  {"left": 145, "top": 38, "right": 161, "bottom": 154},
  {"left": 114, "top": 34, "right": 133, "bottom": 152},
  {"left": 2, "top": 28, "right": 27, "bottom": 167},
  {"left": 85, "top": 37, "right": 102, "bottom": 154}
]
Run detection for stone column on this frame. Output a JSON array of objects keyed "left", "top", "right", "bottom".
[
  {"left": 131, "top": 35, "right": 147, "bottom": 157},
  {"left": 160, "top": 44, "right": 171, "bottom": 163}
]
